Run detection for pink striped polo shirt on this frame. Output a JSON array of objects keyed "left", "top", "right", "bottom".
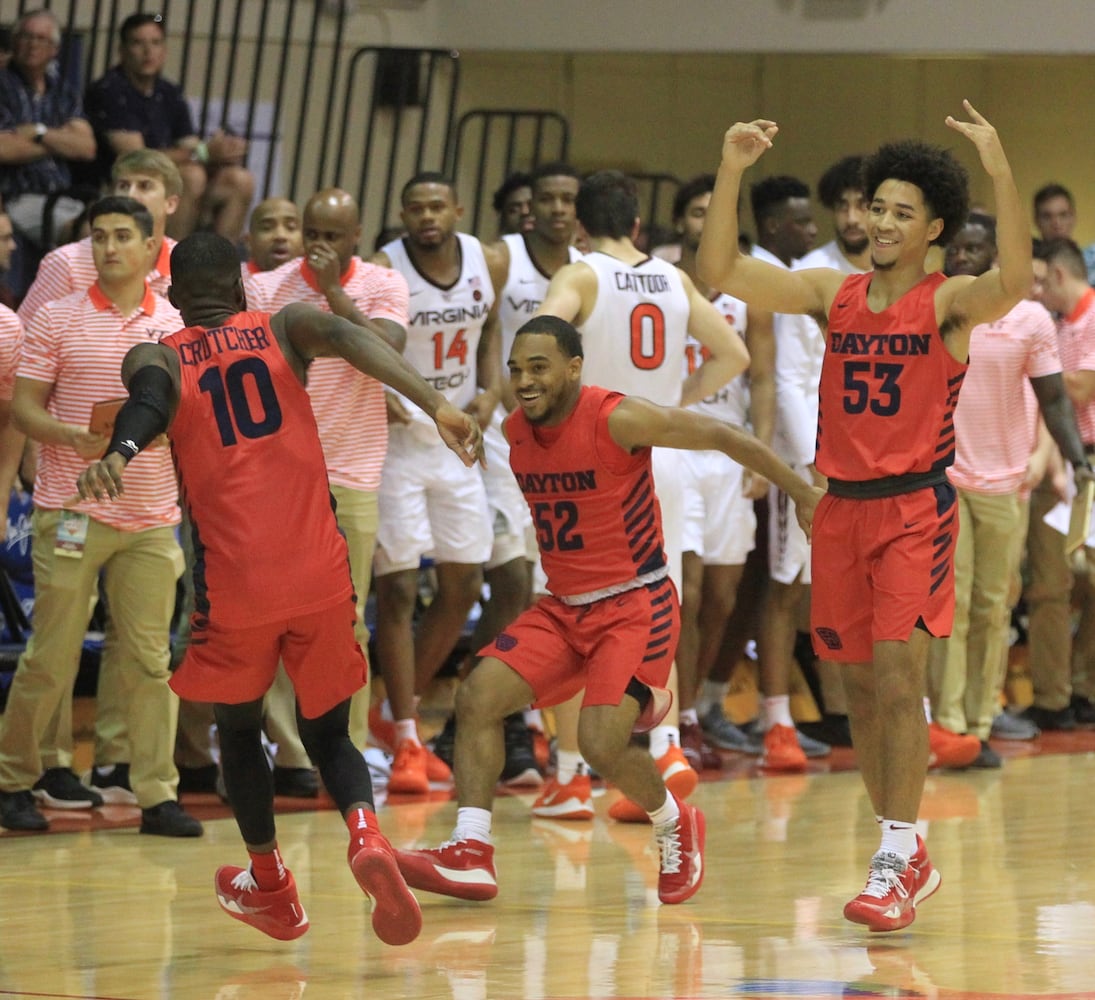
[
  {"left": 18, "top": 283, "right": 182, "bottom": 530},
  {"left": 951, "top": 299, "right": 1061, "bottom": 494},
  {"left": 0, "top": 305, "right": 23, "bottom": 402},
  {"left": 245, "top": 257, "right": 409, "bottom": 491}
]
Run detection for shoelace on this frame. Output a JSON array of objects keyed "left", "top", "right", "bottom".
[
  {"left": 860, "top": 861, "right": 908, "bottom": 900},
  {"left": 231, "top": 867, "right": 259, "bottom": 892},
  {"left": 655, "top": 821, "right": 683, "bottom": 874}
]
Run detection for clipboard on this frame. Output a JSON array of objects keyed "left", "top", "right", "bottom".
[
  {"left": 88, "top": 397, "right": 128, "bottom": 436},
  {"left": 1066, "top": 478, "right": 1095, "bottom": 554}
]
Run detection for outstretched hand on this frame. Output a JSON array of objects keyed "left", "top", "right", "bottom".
[
  {"left": 945, "top": 100, "right": 1009, "bottom": 177},
  {"left": 434, "top": 401, "right": 486, "bottom": 469},
  {"left": 720, "top": 119, "right": 779, "bottom": 171}
]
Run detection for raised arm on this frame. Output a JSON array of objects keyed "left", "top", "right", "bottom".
[
  {"left": 696, "top": 120, "right": 831, "bottom": 317},
  {"left": 941, "top": 101, "right": 1030, "bottom": 329}
]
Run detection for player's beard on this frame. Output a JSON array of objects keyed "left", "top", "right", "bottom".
[{"left": 839, "top": 231, "right": 869, "bottom": 256}]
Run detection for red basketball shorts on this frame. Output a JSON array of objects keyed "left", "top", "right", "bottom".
[
  {"left": 170, "top": 596, "right": 369, "bottom": 719},
  {"left": 478, "top": 576, "right": 679, "bottom": 709},
  {"left": 809, "top": 483, "right": 958, "bottom": 663}
]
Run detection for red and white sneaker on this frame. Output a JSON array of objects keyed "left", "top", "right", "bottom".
[
  {"left": 655, "top": 798, "right": 706, "bottom": 904},
  {"left": 215, "top": 865, "right": 309, "bottom": 941},
  {"left": 531, "top": 774, "right": 594, "bottom": 821},
  {"left": 909, "top": 834, "right": 942, "bottom": 907},
  {"left": 844, "top": 850, "right": 913, "bottom": 931},
  {"left": 761, "top": 723, "right": 808, "bottom": 773},
  {"left": 927, "top": 722, "right": 981, "bottom": 770},
  {"left": 396, "top": 838, "right": 498, "bottom": 901},
  {"left": 348, "top": 818, "right": 422, "bottom": 946},
  {"left": 609, "top": 744, "right": 699, "bottom": 823}
]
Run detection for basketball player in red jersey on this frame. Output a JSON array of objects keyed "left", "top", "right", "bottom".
[
  {"left": 75, "top": 232, "right": 483, "bottom": 947},
  {"left": 395, "top": 314, "right": 821, "bottom": 907},
  {"left": 697, "top": 101, "right": 1030, "bottom": 932}
]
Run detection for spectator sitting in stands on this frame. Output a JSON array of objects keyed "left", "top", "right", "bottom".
[
  {"left": 0, "top": 10, "right": 96, "bottom": 257},
  {"left": 84, "top": 12, "right": 254, "bottom": 245}
]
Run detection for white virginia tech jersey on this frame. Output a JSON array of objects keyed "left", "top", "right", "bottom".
[
  {"left": 579, "top": 251, "right": 691, "bottom": 406},
  {"left": 382, "top": 232, "right": 494, "bottom": 438},
  {"left": 498, "top": 233, "right": 583, "bottom": 361},
  {"left": 685, "top": 291, "right": 749, "bottom": 426}
]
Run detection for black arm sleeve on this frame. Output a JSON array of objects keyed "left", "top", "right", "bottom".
[{"left": 104, "top": 365, "right": 175, "bottom": 463}]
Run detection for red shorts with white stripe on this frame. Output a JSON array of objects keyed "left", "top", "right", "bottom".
[
  {"left": 478, "top": 576, "right": 679, "bottom": 709},
  {"left": 809, "top": 483, "right": 958, "bottom": 663}
]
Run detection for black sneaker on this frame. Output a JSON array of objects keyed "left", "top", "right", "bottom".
[
  {"left": 499, "top": 713, "right": 543, "bottom": 787},
  {"left": 969, "top": 739, "right": 1002, "bottom": 769},
  {"left": 1019, "top": 704, "right": 1076, "bottom": 731},
  {"left": 273, "top": 766, "right": 320, "bottom": 798},
  {"left": 1070, "top": 694, "right": 1095, "bottom": 725},
  {"left": 0, "top": 789, "right": 49, "bottom": 831},
  {"left": 32, "top": 768, "right": 103, "bottom": 810},
  {"left": 140, "top": 800, "right": 204, "bottom": 838},
  {"left": 89, "top": 763, "right": 138, "bottom": 805},
  {"left": 430, "top": 714, "right": 456, "bottom": 770}
]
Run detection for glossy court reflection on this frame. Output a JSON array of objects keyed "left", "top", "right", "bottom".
[{"left": 2, "top": 752, "right": 1095, "bottom": 999}]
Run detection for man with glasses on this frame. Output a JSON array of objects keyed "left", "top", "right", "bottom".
[{"left": 0, "top": 9, "right": 96, "bottom": 257}]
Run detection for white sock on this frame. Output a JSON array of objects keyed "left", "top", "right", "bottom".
[
  {"left": 696, "top": 680, "right": 729, "bottom": 717},
  {"left": 649, "top": 725, "right": 678, "bottom": 759},
  {"left": 555, "top": 750, "right": 587, "bottom": 785},
  {"left": 395, "top": 719, "right": 420, "bottom": 745},
  {"left": 923, "top": 697, "right": 934, "bottom": 724},
  {"left": 878, "top": 818, "right": 917, "bottom": 859},
  {"left": 524, "top": 707, "right": 544, "bottom": 732},
  {"left": 453, "top": 806, "right": 493, "bottom": 844},
  {"left": 763, "top": 695, "right": 794, "bottom": 730},
  {"left": 679, "top": 707, "right": 699, "bottom": 727},
  {"left": 648, "top": 790, "right": 680, "bottom": 829}
]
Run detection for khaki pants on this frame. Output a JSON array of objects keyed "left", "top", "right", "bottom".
[
  {"left": 0, "top": 510, "right": 182, "bottom": 807},
  {"left": 929, "top": 488, "right": 1022, "bottom": 739},
  {"left": 1024, "top": 478, "right": 1074, "bottom": 711},
  {"left": 330, "top": 485, "right": 379, "bottom": 749}
]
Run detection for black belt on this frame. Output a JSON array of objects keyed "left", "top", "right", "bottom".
[{"left": 827, "top": 468, "right": 949, "bottom": 500}]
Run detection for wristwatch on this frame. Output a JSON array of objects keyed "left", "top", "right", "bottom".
[{"left": 32, "top": 122, "right": 47, "bottom": 143}]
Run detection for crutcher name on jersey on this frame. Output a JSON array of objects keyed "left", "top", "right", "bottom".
[
  {"left": 515, "top": 470, "right": 598, "bottom": 494},
  {"left": 411, "top": 303, "right": 491, "bottom": 327},
  {"left": 829, "top": 331, "right": 931, "bottom": 356},
  {"left": 613, "top": 272, "right": 670, "bottom": 294},
  {"left": 177, "top": 325, "right": 271, "bottom": 366}
]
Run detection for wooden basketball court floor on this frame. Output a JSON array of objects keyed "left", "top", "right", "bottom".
[{"left": 2, "top": 734, "right": 1095, "bottom": 1000}]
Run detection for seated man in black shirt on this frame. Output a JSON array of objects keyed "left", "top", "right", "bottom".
[{"left": 85, "top": 12, "right": 254, "bottom": 245}]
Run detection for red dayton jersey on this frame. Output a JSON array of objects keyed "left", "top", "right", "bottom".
[
  {"left": 816, "top": 272, "right": 967, "bottom": 482},
  {"left": 164, "top": 310, "right": 352, "bottom": 629},
  {"left": 506, "top": 385, "right": 666, "bottom": 598}
]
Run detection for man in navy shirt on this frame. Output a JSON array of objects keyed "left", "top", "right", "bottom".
[{"left": 84, "top": 13, "right": 254, "bottom": 244}]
